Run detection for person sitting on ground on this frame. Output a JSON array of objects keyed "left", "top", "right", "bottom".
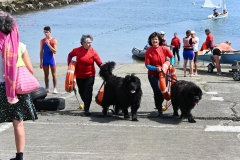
[
  {"left": 213, "top": 9, "right": 219, "bottom": 17},
  {"left": 213, "top": 41, "right": 238, "bottom": 75}
]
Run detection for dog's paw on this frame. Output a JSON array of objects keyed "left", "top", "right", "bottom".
[
  {"left": 132, "top": 118, "right": 138, "bottom": 121},
  {"left": 124, "top": 114, "right": 130, "bottom": 119},
  {"left": 174, "top": 115, "right": 180, "bottom": 119},
  {"left": 173, "top": 113, "right": 179, "bottom": 118},
  {"left": 102, "top": 109, "right": 107, "bottom": 116},
  {"left": 132, "top": 114, "right": 138, "bottom": 121},
  {"left": 188, "top": 117, "right": 196, "bottom": 123}
]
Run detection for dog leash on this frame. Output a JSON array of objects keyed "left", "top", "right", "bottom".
[
  {"left": 73, "top": 87, "right": 81, "bottom": 106},
  {"left": 98, "top": 81, "right": 105, "bottom": 91},
  {"left": 97, "top": 81, "right": 116, "bottom": 114}
]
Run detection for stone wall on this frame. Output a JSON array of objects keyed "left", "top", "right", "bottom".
[{"left": 0, "top": 0, "right": 89, "bottom": 15}]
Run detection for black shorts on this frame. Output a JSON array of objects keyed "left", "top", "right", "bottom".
[
  {"left": 194, "top": 52, "right": 198, "bottom": 63},
  {"left": 213, "top": 48, "right": 221, "bottom": 56}
]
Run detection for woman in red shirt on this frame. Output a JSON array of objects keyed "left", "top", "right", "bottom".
[
  {"left": 68, "top": 34, "right": 103, "bottom": 116},
  {"left": 145, "top": 32, "right": 174, "bottom": 117}
]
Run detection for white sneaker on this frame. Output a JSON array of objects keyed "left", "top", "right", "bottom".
[{"left": 53, "top": 88, "right": 58, "bottom": 94}]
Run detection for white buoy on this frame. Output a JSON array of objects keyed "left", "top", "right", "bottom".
[{"left": 192, "top": 2, "right": 195, "bottom": 5}]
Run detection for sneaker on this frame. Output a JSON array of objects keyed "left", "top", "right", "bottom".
[
  {"left": 53, "top": 88, "right": 58, "bottom": 94},
  {"left": 46, "top": 88, "right": 50, "bottom": 93}
]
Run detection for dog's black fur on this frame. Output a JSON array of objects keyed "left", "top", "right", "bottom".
[
  {"left": 171, "top": 80, "right": 202, "bottom": 123},
  {"left": 99, "top": 61, "right": 142, "bottom": 121}
]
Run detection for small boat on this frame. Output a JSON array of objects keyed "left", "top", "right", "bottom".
[
  {"left": 132, "top": 47, "right": 146, "bottom": 58},
  {"left": 198, "top": 50, "right": 240, "bottom": 81},
  {"left": 202, "top": 0, "right": 228, "bottom": 19},
  {"left": 198, "top": 50, "right": 240, "bottom": 64},
  {"left": 207, "top": 12, "right": 228, "bottom": 19}
]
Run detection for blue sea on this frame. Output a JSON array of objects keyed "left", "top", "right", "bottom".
[{"left": 14, "top": 0, "right": 240, "bottom": 64}]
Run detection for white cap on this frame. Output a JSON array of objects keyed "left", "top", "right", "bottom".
[
  {"left": 159, "top": 31, "right": 166, "bottom": 34},
  {"left": 191, "top": 30, "right": 196, "bottom": 34}
]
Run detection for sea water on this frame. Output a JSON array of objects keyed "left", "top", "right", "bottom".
[{"left": 15, "top": 0, "right": 240, "bottom": 65}]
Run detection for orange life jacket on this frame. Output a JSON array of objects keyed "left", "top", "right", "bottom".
[{"left": 183, "top": 37, "right": 193, "bottom": 50}]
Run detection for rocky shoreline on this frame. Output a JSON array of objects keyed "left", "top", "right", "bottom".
[{"left": 0, "top": 0, "right": 91, "bottom": 15}]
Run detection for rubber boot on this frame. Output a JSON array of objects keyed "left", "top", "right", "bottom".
[{"left": 10, "top": 152, "right": 23, "bottom": 160}]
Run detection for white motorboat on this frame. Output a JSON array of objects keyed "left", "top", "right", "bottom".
[{"left": 202, "top": 0, "right": 228, "bottom": 19}]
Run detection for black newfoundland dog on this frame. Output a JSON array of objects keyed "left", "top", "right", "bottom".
[
  {"left": 171, "top": 80, "right": 202, "bottom": 123},
  {"left": 99, "top": 61, "right": 142, "bottom": 121}
]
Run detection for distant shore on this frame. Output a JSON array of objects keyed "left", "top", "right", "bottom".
[{"left": 0, "top": 0, "right": 92, "bottom": 15}]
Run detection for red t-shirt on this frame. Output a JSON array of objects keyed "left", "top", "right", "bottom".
[
  {"left": 68, "top": 46, "right": 102, "bottom": 79},
  {"left": 145, "top": 46, "right": 173, "bottom": 76},
  {"left": 171, "top": 37, "right": 181, "bottom": 48},
  {"left": 205, "top": 33, "right": 214, "bottom": 48}
]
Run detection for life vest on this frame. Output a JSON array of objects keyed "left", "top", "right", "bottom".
[
  {"left": 65, "top": 61, "right": 77, "bottom": 92},
  {"left": 159, "top": 61, "right": 177, "bottom": 101},
  {"left": 183, "top": 37, "right": 193, "bottom": 50}
]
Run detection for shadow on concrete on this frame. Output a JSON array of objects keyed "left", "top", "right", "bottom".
[{"left": 147, "top": 111, "right": 182, "bottom": 125}]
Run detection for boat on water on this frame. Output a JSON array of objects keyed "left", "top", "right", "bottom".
[
  {"left": 132, "top": 47, "right": 146, "bottom": 58},
  {"left": 202, "top": 0, "right": 228, "bottom": 19}
]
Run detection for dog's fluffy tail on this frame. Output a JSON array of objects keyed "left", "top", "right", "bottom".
[{"left": 99, "top": 61, "right": 116, "bottom": 81}]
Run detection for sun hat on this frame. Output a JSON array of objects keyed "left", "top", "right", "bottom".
[
  {"left": 159, "top": 31, "right": 165, "bottom": 34},
  {"left": 191, "top": 30, "right": 196, "bottom": 34}
]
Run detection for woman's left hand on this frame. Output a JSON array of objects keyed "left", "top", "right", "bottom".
[{"left": 156, "top": 66, "right": 162, "bottom": 72}]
